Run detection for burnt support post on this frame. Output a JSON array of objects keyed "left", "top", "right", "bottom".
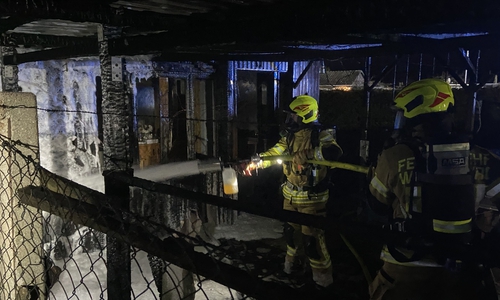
[
  {"left": 213, "top": 61, "right": 236, "bottom": 222},
  {"left": 361, "top": 56, "right": 371, "bottom": 163},
  {"left": 159, "top": 77, "right": 170, "bottom": 163},
  {"left": 362, "top": 57, "right": 397, "bottom": 163},
  {"left": 0, "top": 46, "right": 20, "bottom": 92},
  {"left": 98, "top": 24, "right": 133, "bottom": 300},
  {"left": 186, "top": 74, "right": 196, "bottom": 159},
  {"left": 280, "top": 61, "right": 294, "bottom": 120},
  {"left": 463, "top": 49, "right": 482, "bottom": 134},
  {"left": 436, "top": 50, "right": 485, "bottom": 135}
]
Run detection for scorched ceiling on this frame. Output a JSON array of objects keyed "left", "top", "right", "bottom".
[{"left": 1, "top": 0, "right": 500, "bottom": 75}]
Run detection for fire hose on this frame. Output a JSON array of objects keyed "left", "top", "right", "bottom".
[{"left": 258, "top": 155, "right": 369, "bottom": 174}]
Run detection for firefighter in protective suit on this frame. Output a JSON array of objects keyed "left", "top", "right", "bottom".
[
  {"left": 246, "top": 95, "right": 343, "bottom": 288},
  {"left": 368, "top": 79, "right": 487, "bottom": 300}
]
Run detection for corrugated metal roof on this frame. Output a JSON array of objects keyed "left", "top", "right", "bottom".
[{"left": 234, "top": 61, "right": 287, "bottom": 72}]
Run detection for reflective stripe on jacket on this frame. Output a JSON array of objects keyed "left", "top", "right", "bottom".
[{"left": 282, "top": 183, "right": 329, "bottom": 205}]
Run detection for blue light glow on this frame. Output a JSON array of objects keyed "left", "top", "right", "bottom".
[
  {"left": 400, "top": 32, "right": 489, "bottom": 39},
  {"left": 286, "top": 44, "right": 382, "bottom": 50}
]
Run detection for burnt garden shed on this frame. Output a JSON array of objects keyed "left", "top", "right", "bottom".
[{"left": 1, "top": 1, "right": 500, "bottom": 299}]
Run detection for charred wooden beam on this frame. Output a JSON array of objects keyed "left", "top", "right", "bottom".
[
  {"left": 2, "top": 43, "right": 98, "bottom": 65},
  {"left": 105, "top": 28, "right": 500, "bottom": 61},
  {"left": 121, "top": 0, "right": 500, "bottom": 49},
  {"left": 3, "top": 34, "right": 500, "bottom": 76},
  {"left": 18, "top": 185, "right": 313, "bottom": 300},
  {"left": 2, "top": 32, "right": 96, "bottom": 48},
  {"left": 0, "top": 0, "right": 189, "bottom": 31},
  {"left": 0, "top": 46, "right": 19, "bottom": 91},
  {"left": 39, "top": 167, "right": 104, "bottom": 206},
  {"left": 111, "top": 0, "right": 224, "bottom": 16},
  {"left": 216, "top": 0, "right": 500, "bottom": 40},
  {"left": 0, "top": 17, "right": 33, "bottom": 34}
]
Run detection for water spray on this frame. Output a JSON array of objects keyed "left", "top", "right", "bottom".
[{"left": 133, "top": 158, "right": 240, "bottom": 195}]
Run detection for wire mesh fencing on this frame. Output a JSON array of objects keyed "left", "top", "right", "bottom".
[{"left": 0, "top": 128, "right": 323, "bottom": 300}]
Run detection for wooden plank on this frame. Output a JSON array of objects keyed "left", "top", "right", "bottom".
[
  {"left": 138, "top": 142, "right": 161, "bottom": 168},
  {"left": 159, "top": 77, "right": 170, "bottom": 163}
]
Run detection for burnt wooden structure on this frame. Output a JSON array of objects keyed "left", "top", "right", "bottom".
[
  {"left": 3, "top": 1, "right": 500, "bottom": 299},
  {"left": 1, "top": 0, "right": 499, "bottom": 152}
]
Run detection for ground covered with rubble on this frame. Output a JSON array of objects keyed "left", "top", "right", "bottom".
[{"left": 205, "top": 202, "right": 383, "bottom": 300}]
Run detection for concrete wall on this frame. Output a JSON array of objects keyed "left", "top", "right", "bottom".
[{"left": 0, "top": 92, "right": 44, "bottom": 300}]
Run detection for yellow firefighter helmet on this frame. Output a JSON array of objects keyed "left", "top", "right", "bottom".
[
  {"left": 289, "top": 95, "right": 319, "bottom": 124},
  {"left": 394, "top": 78, "right": 454, "bottom": 119}
]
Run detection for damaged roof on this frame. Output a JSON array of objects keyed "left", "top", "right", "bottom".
[{"left": 1, "top": 0, "right": 500, "bottom": 74}]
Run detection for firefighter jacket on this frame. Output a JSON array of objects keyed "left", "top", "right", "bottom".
[
  {"left": 369, "top": 143, "right": 420, "bottom": 220},
  {"left": 370, "top": 141, "right": 491, "bottom": 266},
  {"left": 369, "top": 143, "right": 442, "bottom": 267},
  {"left": 260, "top": 126, "right": 342, "bottom": 190}
]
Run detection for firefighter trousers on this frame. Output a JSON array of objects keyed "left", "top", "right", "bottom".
[{"left": 282, "top": 189, "right": 331, "bottom": 276}]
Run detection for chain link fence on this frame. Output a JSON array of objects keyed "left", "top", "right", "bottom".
[{"left": 0, "top": 103, "right": 322, "bottom": 300}]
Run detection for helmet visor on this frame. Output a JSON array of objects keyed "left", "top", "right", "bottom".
[
  {"left": 284, "top": 110, "right": 301, "bottom": 122},
  {"left": 393, "top": 110, "right": 406, "bottom": 130}
]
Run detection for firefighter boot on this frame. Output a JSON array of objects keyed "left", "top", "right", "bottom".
[
  {"left": 312, "top": 267, "right": 333, "bottom": 288},
  {"left": 283, "top": 257, "right": 304, "bottom": 276},
  {"left": 284, "top": 260, "right": 294, "bottom": 274},
  {"left": 279, "top": 255, "right": 306, "bottom": 281}
]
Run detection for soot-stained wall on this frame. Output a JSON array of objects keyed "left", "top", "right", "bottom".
[
  {"left": 18, "top": 59, "right": 102, "bottom": 184},
  {"left": 17, "top": 57, "right": 155, "bottom": 191}
]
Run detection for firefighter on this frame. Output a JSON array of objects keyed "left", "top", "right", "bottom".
[
  {"left": 245, "top": 95, "right": 343, "bottom": 288},
  {"left": 368, "top": 79, "right": 488, "bottom": 299}
]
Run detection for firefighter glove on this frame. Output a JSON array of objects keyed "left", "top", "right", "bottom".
[
  {"left": 367, "top": 163, "right": 376, "bottom": 180},
  {"left": 243, "top": 154, "right": 262, "bottom": 176},
  {"left": 251, "top": 154, "right": 262, "bottom": 163},
  {"left": 242, "top": 162, "right": 255, "bottom": 176}
]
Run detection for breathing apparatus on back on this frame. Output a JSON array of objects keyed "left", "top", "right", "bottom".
[{"left": 389, "top": 79, "right": 475, "bottom": 263}]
